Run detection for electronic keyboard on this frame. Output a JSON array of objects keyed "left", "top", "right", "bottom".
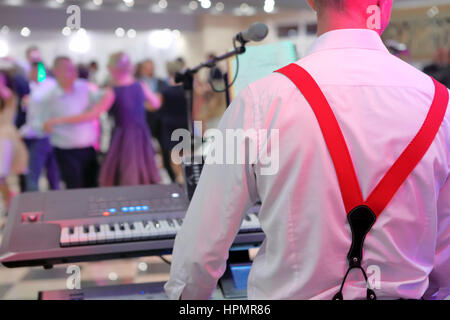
[{"left": 0, "top": 184, "right": 264, "bottom": 268}]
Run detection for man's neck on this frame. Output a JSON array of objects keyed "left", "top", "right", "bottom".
[
  {"left": 316, "top": 10, "right": 375, "bottom": 36},
  {"left": 113, "top": 74, "right": 134, "bottom": 86},
  {"left": 58, "top": 81, "right": 74, "bottom": 93}
]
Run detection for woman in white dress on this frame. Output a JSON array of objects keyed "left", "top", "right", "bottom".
[{"left": 0, "top": 71, "right": 28, "bottom": 211}]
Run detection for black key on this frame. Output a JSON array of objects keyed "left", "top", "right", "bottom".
[
  {"left": 167, "top": 219, "right": 175, "bottom": 228},
  {"left": 245, "top": 215, "right": 251, "bottom": 222},
  {"left": 94, "top": 225, "right": 100, "bottom": 233},
  {"left": 129, "top": 223, "right": 135, "bottom": 230},
  {"left": 176, "top": 218, "right": 183, "bottom": 226},
  {"left": 109, "top": 224, "right": 115, "bottom": 231},
  {"left": 119, "top": 223, "right": 125, "bottom": 231},
  {"left": 153, "top": 220, "right": 160, "bottom": 229},
  {"left": 69, "top": 227, "right": 74, "bottom": 234},
  {"left": 83, "top": 225, "right": 89, "bottom": 233}
]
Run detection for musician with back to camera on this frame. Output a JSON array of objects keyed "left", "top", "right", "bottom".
[{"left": 165, "top": 0, "right": 450, "bottom": 300}]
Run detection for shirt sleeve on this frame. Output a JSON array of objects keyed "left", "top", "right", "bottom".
[
  {"left": 424, "top": 174, "right": 450, "bottom": 300},
  {"left": 164, "top": 85, "right": 260, "bottom": 300}
]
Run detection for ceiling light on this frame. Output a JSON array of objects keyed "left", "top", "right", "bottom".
[
  {"left": 188, "top": 1, "right": 198, "bottom": 10},
  {"left": 158, "top": 0, "right": 168, "bottom": 9},
  {"left": 20, "top": 27, "right": 31, "bottom": 37},
  {"left": 215, "top": 2, "right": 224, "bottom": 12},
  {"left": 0, "top": 39, "right": 9, "bottom": 58},
  {"left": 127, "top": 29, "right": 137, "bottom": 38},
  {"left": 62, "top": 26, "right": 71, "bottom": 36}
]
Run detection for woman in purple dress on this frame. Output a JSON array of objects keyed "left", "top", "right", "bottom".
[{"left": 45, "top": 52, "right": 161, "bottom": 186}]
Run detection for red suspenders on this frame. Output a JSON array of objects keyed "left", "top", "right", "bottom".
[{"left": 276, "top": 63, "right": 449, "bottom": 300}]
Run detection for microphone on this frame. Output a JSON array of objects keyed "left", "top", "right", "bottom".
[{"left": 234, "top": 22, "right": 269, "bottom": 44}]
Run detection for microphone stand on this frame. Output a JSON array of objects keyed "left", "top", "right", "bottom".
[
  {"left": 174, "top": 41, "right": 247, "bottom": 200},
  {"left": 175, "top": 42, "right": 246, "bottom": 160}
]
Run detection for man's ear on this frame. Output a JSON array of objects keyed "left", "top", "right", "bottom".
[
  {"left": 378, "top": 0, "right": 393, "bottom": 34},
  {"left": 306, "top": 0, "right": 317, "bottom": 11}
]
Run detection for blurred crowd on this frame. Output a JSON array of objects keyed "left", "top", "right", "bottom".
[{"left": 0, "top": 46, "right": 227, "bottom": 211}]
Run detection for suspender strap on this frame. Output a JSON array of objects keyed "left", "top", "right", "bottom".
[
  {"left": 276, "top": 63, "right": 449, "bottom": 217},
  {"left": 275, "top": 64, "right": 364, "bottom": 214},
  {"left": 364, "top": 78, "right": 449, "bottom": 216}
]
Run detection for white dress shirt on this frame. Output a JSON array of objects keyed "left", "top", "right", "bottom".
[
  {"left": 165, "top": 29, "right": 450, "bottom": 300},
  {"left": 20, "top": 77, "right": 57, "bottom": 139},
  {"left": 43, "top": 79, "right": 99, "bottom": 149}
]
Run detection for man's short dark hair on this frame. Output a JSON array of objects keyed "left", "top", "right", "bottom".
[
  {"left": 25, "top": 46, "right": 39, "bottom": 58},
  {"left": 53, "top": 56, "right": 71, "bottom": 67}
]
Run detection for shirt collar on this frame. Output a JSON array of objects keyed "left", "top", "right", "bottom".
[{"left": 307, "top": 29, "right": 389, "bottom": 55}]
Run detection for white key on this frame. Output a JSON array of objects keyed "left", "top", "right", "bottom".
[
  {"left": 96, "top": 224, "right": 107, "bottom": 243},
  {"left": 248, "top": 213, "right": 261, "bottom": 230},
  {"left": 78, "top": 226, "right": 89, "bottom": 244},
  {"left": 172, "top": 219, "right": 182, "bottom": 232},
  {"left": 88, "top": 225, "right": 97, "bottom": 244},
  {"left": 159, "top": 220, "right": 175, "bottom": 237},
  {"left": 141, "top": 221, "right": 156, "bottom": 239},
  {"left": 70, "top": 226, "right": 81, "bottom": 245},
  {"left": 60, "top": 227, "right": 70, "bottom": 247},
  {"left": 130, "top": 222, "right": 143, "bottom": 239},
  {"left": 114, "top": 223, "right": 125, "bottom": 241},
  {"left": 151, "top": 220, "right": 163, "bottom": 237},
  {"left": 166, "top": 219, "right": 179, "bottom": 234},
  {"left": 240, "top": 215, "right": 253, "bottom": 231},
  {"left": 121, "top": 222, "right": 132, "bottom": 241},
  {"left": 105, "top": 224, "right": 116, "bottom": 242}
]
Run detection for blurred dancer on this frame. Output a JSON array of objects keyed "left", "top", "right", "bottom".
[
  {"left": 45, "top": 52, "right": 161, "bottom": 186},
  {"left": 20, "top": 62, "right": 60, "bottom": 191},
  {"left": 43, "top": 57, "right": 99, "bottom": 189},
  {"left": 0, "top": 71, "right": 28, "bottom": 208},
  {"left": 136, "top": 59, "right": 167, "bottom": 150},
  {"left": 159, "top": 61, "right": 189, "bottom": 184}
]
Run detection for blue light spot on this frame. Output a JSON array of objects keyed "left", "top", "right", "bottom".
[
  {"left": 136, "top": 206, "right": 142, "bottom": 211},
  {"left": 122, "top": 207, "right": 129, "bottom": 212},
  {"left": 129, "top": 207, "right": 136, "bottom": 212},
  {"left": 142, "top": 206, "right": 149, "bottom": 211},
  {"left": 109, "top": 208, "right": 117, "bottom": 213}
]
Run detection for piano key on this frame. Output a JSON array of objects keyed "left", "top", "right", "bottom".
[
  {"left": 114, "top": 223, "right": 125, "bottom": 241},
  {"left": 70, "top": 226, "right": 81, "bottom": 245},
  {"left": 60, "top": 227, "right": 70, "bottom": 247},
  {"left": 248, "top": 213, "right": 261, "bottom": 230},
  {"left": 121, "top": 222, "right": 132, "bottom": 241},
  {"left": 105, "top": 224, "right": 116, "bottom": 242},
  {"left": 130, "top": 221, "right": 143, "bottom": 239},
  {"left": 96, "top": 224, "right": 107, "bottom": 243},
  {"left": 151, "top": 220, "right": 163, "bottom": 237},
  {"left": 172, "top": 219, "right": 182, "bottom": 232},
  {"left": 240, "top": 215, "right": 253, "bottom": 232},
  {"left": 78, "top": 225, "right": 89, "bottom": 244},
  {"left": 159, "top": 220, "right": 176, "bottom": 237},
  {"left": 141, "top": 221, "right": 157, "bottom": 239},
  {"left": 88, "top": 225, "right": 97, "bottom": 244}
]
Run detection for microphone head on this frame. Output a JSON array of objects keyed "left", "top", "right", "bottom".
[{"left": 247, "top": 22, "right": 269, "bottom": 42}]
